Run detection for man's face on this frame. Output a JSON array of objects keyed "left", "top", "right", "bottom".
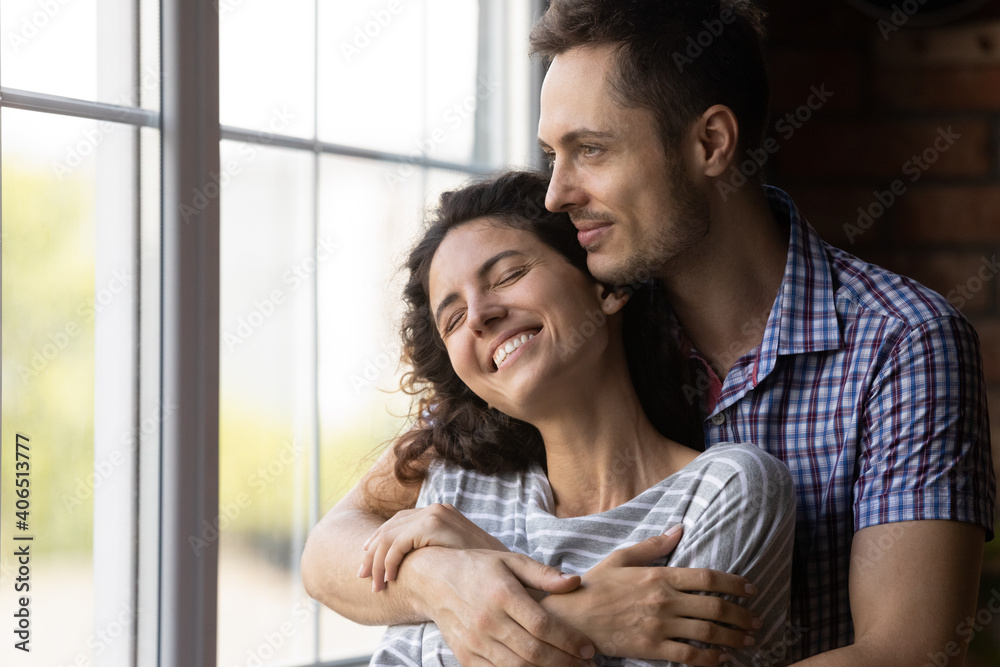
[{"left": 537, "top": 44, "right": 709, "bottom": 285}]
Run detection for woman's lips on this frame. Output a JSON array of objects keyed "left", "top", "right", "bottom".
[{"left": 492, "top": 330, "right": 539, "bottom": 371}]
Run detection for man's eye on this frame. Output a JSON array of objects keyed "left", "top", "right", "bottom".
[
  {"left": 581, "top": 145, "right": 601, "bottom": 157},
  {"left": 544, "top": 152, "right": 556, "bottom": 167}
]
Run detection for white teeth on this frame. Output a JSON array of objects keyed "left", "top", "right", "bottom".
[{"left": 493, "top": 332, "right": 537, "bottom": 369}]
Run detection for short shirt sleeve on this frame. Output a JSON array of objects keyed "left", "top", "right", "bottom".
[{"left": 854, "top": 316, "right": 995, "bottom": 538}]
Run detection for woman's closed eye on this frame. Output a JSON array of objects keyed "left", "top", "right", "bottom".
[
  {"left": 493, "top": 266, "right": 528, "bottom": 288},
  {"left": 443, "top": 309, "right": 465, "bottom": 335}
]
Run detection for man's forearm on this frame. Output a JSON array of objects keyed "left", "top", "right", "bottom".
[
  {"left": 789, "top": 632, "right": 967, "bottom": 667},
  {"left": 301, "top": 507, "right": 430, "bottom": 626}
]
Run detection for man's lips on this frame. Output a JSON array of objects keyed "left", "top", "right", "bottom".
[{"left": 576, "top": 223, "right": 611, "bottom": 248}]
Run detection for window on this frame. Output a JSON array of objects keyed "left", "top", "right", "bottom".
[{"left": 1, "top": 1, "right": 541, "bottom": 665}]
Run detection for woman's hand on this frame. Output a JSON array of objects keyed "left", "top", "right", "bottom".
[
  {"left": 359, "top": 503, "right": 509, "bottom": 592},
  {"left": 541, "top": 526, "right": 760, "bottom": 666}
]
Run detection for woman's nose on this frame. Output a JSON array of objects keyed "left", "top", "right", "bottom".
[{"left": 466, "top": 295, "right": 506, "bottom": 333}]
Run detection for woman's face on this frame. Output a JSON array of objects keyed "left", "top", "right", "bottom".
[{"left": 427, "top": 217, "right": 625, "bottom": 419}]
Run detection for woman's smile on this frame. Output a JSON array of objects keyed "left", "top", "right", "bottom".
[{"left": 491, "top": 329, "right": 540, "bottom": 371}]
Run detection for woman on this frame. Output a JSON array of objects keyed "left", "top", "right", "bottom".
[{"left": 355, "top": 171, "right": 795, "bottom": 666}]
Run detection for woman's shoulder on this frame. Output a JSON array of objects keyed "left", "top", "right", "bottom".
[
  {"left": 417, "top": 460, "right": 548, "bottom": 509},
  {"left": 680, "top": 442, "right": 795, "bottom": 504}
]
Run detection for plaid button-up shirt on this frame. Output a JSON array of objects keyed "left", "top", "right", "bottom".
[{"left": 678, "top": 186, "right": 995, "bottom": 662}]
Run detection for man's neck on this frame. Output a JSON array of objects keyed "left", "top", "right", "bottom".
[{"left": 661, "top": 187, "right": 788, "bottom": 381}]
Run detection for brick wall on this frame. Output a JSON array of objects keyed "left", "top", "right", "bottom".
[{"left": 763, "top": 1, "right": 1000, "bottom": 509}]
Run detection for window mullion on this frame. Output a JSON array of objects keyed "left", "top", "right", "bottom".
[{"left": 158, "top": 0, "right": 220, "bottom": 665}]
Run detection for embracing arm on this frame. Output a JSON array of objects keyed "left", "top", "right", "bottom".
[
  {"left": 300, "top": 450, "right": 596, "bottom": 665},
  {"left": 794, "top": 315, "right": 994, "bottom": 665},
  {"left": 791, "top": 520, "right": 985, "bottom": 667}
]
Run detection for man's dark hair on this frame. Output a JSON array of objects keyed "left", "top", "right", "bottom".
[{"left": 531, "top": 0, "right": 770, "bottom": 156}]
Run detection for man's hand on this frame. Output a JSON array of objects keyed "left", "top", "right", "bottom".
[
  {"left": 401, "top": 546, "right": 598, "bottom": 666},
  {"left": 360, "top": 502, "right": 509, "bottom": 592},
  {"left": 542, "top": 526, "right": 760, "bottom": 666}
]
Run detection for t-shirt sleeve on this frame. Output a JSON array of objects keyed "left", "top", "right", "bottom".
[
  {"left": 654, "top": 447, "right": 798, "bottom": 667},
  {"left": 854, "top": 316, "right": 995, "bottom": 539}
]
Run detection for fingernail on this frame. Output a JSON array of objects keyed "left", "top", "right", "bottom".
[
  {"left": 579, "top": 646, "right": 595, "bottom": 659},
  {"left": 357, "top": 564, "right": 364, "bottom": 578},
  {"left": 743, "top": 635, "right": 755, "bottom": 646},
  {"left": 745, "top": 583, "right": 758, "bottom": 595},
  {"left": 665, "top": 524, "right": 682, "bottom": 536},
  {"left": 561, "top": 572, "right": 577, "bottom": 579},
  {"left": 751, "top": 617, "right": 763, "bottom": 630},
  {"left": 718, "top": 654, "right": 731, "bottom": 664}
]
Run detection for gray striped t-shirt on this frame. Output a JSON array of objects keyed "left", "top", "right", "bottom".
[{"left": 370, "top": 442, "right": 796, "bottom": 667}]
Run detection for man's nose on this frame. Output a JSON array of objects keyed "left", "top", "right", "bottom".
[{"left": 545, "top": 160, "right": 585, "bottom": 213}]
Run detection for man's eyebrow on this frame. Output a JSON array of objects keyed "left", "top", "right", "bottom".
[
  {"left": 537, "top": 128, "right": 615, "bottom": 149},
  {"left": 433, "top": 249, "right": 526, "bottom": 327}
]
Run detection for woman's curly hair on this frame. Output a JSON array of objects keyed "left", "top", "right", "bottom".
[{"left": 366, "top": 170, "right": 703, "bottom": 508}]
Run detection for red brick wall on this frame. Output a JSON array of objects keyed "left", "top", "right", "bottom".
[{"left": 764, "top": 1, "right": 1000, "bottom": 506}]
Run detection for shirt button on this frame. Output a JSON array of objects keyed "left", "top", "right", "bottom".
[{"left": 711, "top": 413, "right": 726, "bottom": 426}]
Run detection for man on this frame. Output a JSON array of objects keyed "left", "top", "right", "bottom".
[{"left": 303, "top": 1, "right": 996, "bottom": 665}]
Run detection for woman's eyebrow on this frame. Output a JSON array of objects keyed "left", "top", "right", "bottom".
[{"left": 433, "top": 249, "right": 526, "bottom": 327}]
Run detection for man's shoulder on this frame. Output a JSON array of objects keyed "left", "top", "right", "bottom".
[{"left": 823, "top": 239, "right": 967, "bottom": 332}]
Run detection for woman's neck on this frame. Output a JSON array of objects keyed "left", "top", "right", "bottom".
[{"left": 528, "top": 358, "right": 699, "bottom": 518}]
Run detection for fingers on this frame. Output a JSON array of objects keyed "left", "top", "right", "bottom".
[
  {"left": 654, "top": 639, "right": 734, "bottom": 666},
  {"left": 667, "top": 617, "right": 756, "bottom": 651},
  {"left": 602, "top": 524, "right": 684, "bottom": 568},
  {"left": 502, "top": 552, "right": 582, "bottom": 595},
  {"left": 500, "top": 557, "right": 595, "bottom": 662},
  {"left": 677, "top": 592, "right": 762, "bottom": 632},
  {"left": 668, "top": 566, "right": 758, "bottom": 599}
]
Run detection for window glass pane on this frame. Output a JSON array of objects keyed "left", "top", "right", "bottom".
[
  {"left": 1, "top": 0, "right": 96, "bottom": 98},
  {"left": 220, "top": 0, "right": 314, "bottom": 138},
  {"left": 1, "top": 0, "right": 148, "bottom": 109},
  {"left": 1, "top": 109, "right": 98, "bottom": 665},
  {"left": 218, "top": 141, "right": 318, "bottom": 667},
  {"left": 318, "top": 0, "right": 479, "bottom": 163}
]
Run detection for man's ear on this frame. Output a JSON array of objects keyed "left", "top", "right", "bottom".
[{"left": 597, "top": 284, "right": 631, "bottom": 315}]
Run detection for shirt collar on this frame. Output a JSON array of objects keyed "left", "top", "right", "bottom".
[{"left": 756, "top": 186, "right": 842, "bottom": 384}]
